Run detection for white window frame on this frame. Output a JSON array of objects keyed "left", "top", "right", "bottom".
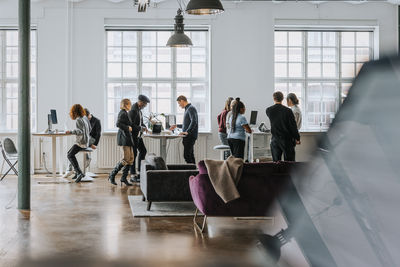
[
  {"left": 104, "top": 27, "right": 211, "bottom": 132},
  {"left": 275, "top": 27, "right": 375, "bottom": 131},
  {"left": 0, "top": 28, "right": 37, "bottom": 132}
]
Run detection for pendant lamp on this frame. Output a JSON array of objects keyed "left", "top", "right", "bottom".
[
  {"left": 186, "top": 0, "right": 224, "bottom": 15},
  {"left": 166, "top": 9, "right": 193, "bottom": 47}
]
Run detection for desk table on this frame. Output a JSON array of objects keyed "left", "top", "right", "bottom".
[{"left": 142, "top": 133, "right": 183, "bottom": 162}]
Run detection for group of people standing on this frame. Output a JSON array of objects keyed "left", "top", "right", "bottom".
[{"left": 217, "top": 91, "right": 302, "bottom": 162}]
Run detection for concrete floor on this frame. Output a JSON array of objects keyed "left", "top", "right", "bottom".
[{"left": 0, "top": 175, "right": 307, "bottom": 267}]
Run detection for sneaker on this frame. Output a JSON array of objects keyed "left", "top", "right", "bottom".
[
  {"left": 130, "top": 175, "right": 140, "bottom": 183},
  {"left": 62, "top": 171, "right": 74, "bottom": 178},
  {"left": 75, "top": 173, "right": 85, "bottom": 183},
  {"left": 71, "top": 173, "right": 78, "bottom": 180}
]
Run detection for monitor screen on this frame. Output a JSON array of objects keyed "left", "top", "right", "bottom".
[
  {"left": 250, "top": 111, "right": 257, "bottom": 125},
  {"left": 50, "top": 109, "right": 57, "bottom": 124}
]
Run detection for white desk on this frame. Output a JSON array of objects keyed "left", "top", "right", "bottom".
[
  {"left": 32, "top": 132, "right": 72, "bottom": 183},
  {"left": 142, "top": 133, "right": 183, "bottom": 162}
]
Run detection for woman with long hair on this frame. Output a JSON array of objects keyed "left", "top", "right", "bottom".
[
  {"left": 227, "top": 98, "right": 252, "bottom": 159},
  {"left": 217, "top": 97, "right": 234, "bottom": 157},
  {"left": 66, "top": 104, "right": 91, "bottom": 183},
  {"left": 108, "top": 98, "right": 134, "bottom": 186},
  {"left": 286, "top": 93, "right": 302, "bottom": 130}
]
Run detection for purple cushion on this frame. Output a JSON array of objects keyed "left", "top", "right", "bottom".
[{"left": 197, "top": 160, "right": 208, "bottom": 175}]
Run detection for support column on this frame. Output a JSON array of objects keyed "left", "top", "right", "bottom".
[{"left": 18, "top": 0, "right": 31, "bottom": 210}]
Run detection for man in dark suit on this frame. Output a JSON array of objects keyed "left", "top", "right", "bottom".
[
  {"left": 266, "top": 91, "right": 300, "bottom": 162},
  {"left": 128, "top": 94, "right": 150, "bottom": 183}
]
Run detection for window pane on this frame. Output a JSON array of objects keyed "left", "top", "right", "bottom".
[
  {"left": 192, "top": 63, "right": 206, "bottom": 78},
  {"left": 275, "top": 83, "right": 287, "bottom": 93},
  {"left": 157, "top": 63, "right": 171, "bottom": 78},
  {"left": 142, "top": 63, "right": 156, "bottom": 78},
  {"left": 142, "top": 31, "right": 157, "bottom": 46},
  {"left": 342, "top": 63, "right": 355, "bottom": 78},
  {"left": 275, "top": 32, "right": 287, "bottom": 46},
  {"left": 341, "top": 83, "right": 352, "bottom": 100},
  {"left": 123, "top": 31, "right": 136, "bottom": 46},
  {"left": 342, "top": 48, "right": 355, "bottom": 62},
  {"left": 6, "top": 63, "right": 18, "bottom": 78},
  {"left": 108, "top": 47, "right": 122, "bottom": 62},
  {"left": 356, "top": 48, "right": 370, "bottom": 62},
  {"left": 191, "top": 32, "right": 206, "bottom": 47},
  {"left": 122, "top": 83, "right": 137, "bottom": 99},
  {"left": 158, "top": 48, "right": 171, "bottom": 62},
  {"left": 158, "top": 83, "right": 171, "bottom": 98},
  {"left": 177, "top": 48, "right": 190, "bottom": 62},
  {"left": 142, "top": 47, "right": 156, "bottom": 62},
  {"left": 177, "top": 63, "right": 191, "bottom": 78},
  {"left": 288, "top": 63, "right": 302, "bottom": 77},
  {"left": 356, "top": 32, "right": 370, "bottom": 46},
  {"left": 322, "top": 32, "right": 336, "bottom": 46},
  {"left": 288, "top": 48, "right": 302, "bottom": 62},
  {"left": 177, "top": 83, "right": 191, "bottom": 98},
  {"left": 342, "top": 32, "right": 355, "bottom": 46},
  {"left": 6, "top": 47, "right": 18, "bottom": 61},
  {"left": 6, "top": 31, "right": 18, "bottom": 46},
  {"left": 108, "top": 83, "right": 122, "bottom": 98},
  {"left": 192, "top": 48, "right": 206, "bottom": 62},
  {"left": 308, "top": 48, "right": 321, "bottom": 62},
  {"left": 108, "top": 31, "right": 122, "bottom": 46},
  {"left": 322, "top": 63, "right": 336, "bottom": 78},
  {"left": 108, "top": 63, "right": 121, "bottom": 78},
  {"left": 158, "top": 99, "right": 171, "bottom": 114},
  {"left": 123, "top": 48, "right": 137, "bottom": 62},
  {"left": 157, "top": 32, "right": 171, "bottom": 46},
  {"left": 288, "top": 32, "right": 302, "bottom": 46},
  {"left": 308, "top": 63, "right": 321, "bottom": 77},
  {"left": 275, "top": 47, "right": 287, "bottom": 62},
  {"left": 275, "top": 63, "right": 287, "bottom": 78},
  {"left": 323, "top": 48, "right": 336, "bottom": 62},
  {"left": 308, "top": 32, "right": 321, "bottom": 46}
]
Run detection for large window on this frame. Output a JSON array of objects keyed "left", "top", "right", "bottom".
[
  {"left": 0, "top": 29, "right": 37, "bottom": 132},
  {"left": 105, "top": 29, "right": 210, "bottom": 131},
  {"left": 275, "top": 30, "right": 373, "bottom": 130}
]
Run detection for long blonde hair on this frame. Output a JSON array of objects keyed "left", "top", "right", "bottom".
[{"left": 120, "top": 98, "right": 131, "bottom": 110}]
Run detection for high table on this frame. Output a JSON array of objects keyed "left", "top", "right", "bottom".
[
  {"left": 142, "top": 133, "right": 183, "bottom": 162},
  {"left": 32, "top": 132, "right": 72, "bottom": 183}
]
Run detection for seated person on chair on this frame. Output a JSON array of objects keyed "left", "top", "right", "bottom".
[
  {"left": 65, "top": 104, "right": 91, "bottom": 183},
  {"left": 84, "top": 108, "right": 102, "bottom": 173}
]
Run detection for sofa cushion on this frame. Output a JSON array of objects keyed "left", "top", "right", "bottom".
[
  {"left": 146, "top": 155, "right": 167, "bottom": 170},
  {"left": 197, "top": 160, "right": 208, "bottom": 174}
]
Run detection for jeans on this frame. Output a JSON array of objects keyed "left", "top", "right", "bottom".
[
  {"left": 183, "top": 136, "right": 196, "bottom": 164},
  {"left": 270, "top": 137, "right": 295, "bottom": 162},
  {"left": 130, "top": 137, "right": 147, "bottom": 175},
  {"left": 218, "top": 132, "right": 231, "bottom": 159},
  {"left": 228, "top": 138, "right": 245, "bottom": 159},
  {"left": 67, "top": 144, "right": 85, "bottom": 174}
]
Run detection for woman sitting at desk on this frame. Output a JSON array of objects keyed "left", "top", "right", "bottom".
[
  {"left": 65, "top": 104, "right": 91, "bottom": 183},
  {"left": 227, "top": 98, "right": 252, "bottom": 159}
]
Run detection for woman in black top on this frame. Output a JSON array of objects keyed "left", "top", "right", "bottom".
[{"left": 108, "top": 98, "right": 134, "bottom": 186}]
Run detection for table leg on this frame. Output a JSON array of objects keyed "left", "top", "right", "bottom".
[
  {"left": 52, "top": 136, "right": 57, "bottom": 178},
  {"left": 59, "top": 136, "right": 64, "bottom": 175},
  {"left": 160, "top": 138, "right": 167, "bottom": 162}
]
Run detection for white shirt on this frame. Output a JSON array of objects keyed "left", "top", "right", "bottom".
[{"left": 291, "top": 105, "right": 302, "bottom": 130}]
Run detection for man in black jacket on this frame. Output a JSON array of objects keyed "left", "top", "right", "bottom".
[
  {"left": 84, "top": 109, "right": 102, "bottom": 172},
  {"left": 170, "top": 95, "right": 198, "bottom": 164},
  {"left": 128, "top": 94, "right": 150, "bottom": 183},
  {"left": 266, "top": 91, "right": 300, "bottom": 162}
]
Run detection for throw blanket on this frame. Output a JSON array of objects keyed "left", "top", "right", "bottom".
[{"left": 204, "top": 156, "right": 244, "bottom": 203}]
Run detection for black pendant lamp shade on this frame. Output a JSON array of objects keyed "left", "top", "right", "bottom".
[
  {"left": 186, "top": 0, "right": 224, "bottom": 15},
  {"left": 166, "top": 9, "right": 193, "bottom": 47}
]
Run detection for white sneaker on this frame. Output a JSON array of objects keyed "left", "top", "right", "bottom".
[
  {"left": 62, "top": 171, "right": 74, "bottom": 178},
  {"left": 81, "top": 175, "right": 94, "bottom": 182},
  {"left": 85, "top": 171, "right": 98, "bottom": 177}
]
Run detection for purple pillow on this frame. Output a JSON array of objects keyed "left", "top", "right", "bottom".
[{"left": 197, "top": 160, "right": 208, "bottom": 175}]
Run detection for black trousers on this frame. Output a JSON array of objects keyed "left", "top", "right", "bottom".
[
  {"left": 183, "top": 136, "right": 196, "bottom": 164},
  {"left": 270, "top": 137, "right": 296, "bottom": 162},
  {"left": 67, "top": 144, "right": 84, "bottom": 174},
  {"left": 130, "top": 137, "right": 147, "bottom": 175},
  {"left": 228, "top": 138, "right": 245, "bottom": 159}
]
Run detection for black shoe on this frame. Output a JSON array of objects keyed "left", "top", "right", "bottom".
[
  {"left": 129, "top": 174, "right": 140, "bottom": 183},
  {"left": 75, "top": 173, "right": 85, "bottom": 183},
  {"left": 72, "top": 173, "right": 78, "bottom": 180},
  {"left": 120, "top": 165, "right": 133, "bottom": 186},
  {"left": 109, "top": 162, "right": 123, "bottom": 185}
]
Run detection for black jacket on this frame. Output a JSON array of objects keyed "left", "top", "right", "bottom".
[
  {"left": 89, "top": 115, "right": 101, "bottom": 146},
  {"left": 266, "top": 104, "right": 300, "bottom": 143},
  {"left": 128, "top": 102, "right": 146, "bottom": 140},
  {"left": 116, "top": 110, "right": 134, "bottom": 146}
]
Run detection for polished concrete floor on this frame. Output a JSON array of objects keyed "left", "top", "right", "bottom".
[{"left": 0, "top": 174, "right": 307, "bottom": 267}]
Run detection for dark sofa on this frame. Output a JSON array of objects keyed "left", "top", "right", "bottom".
[{"left": 140, "top": 158, "right": 198, "bottom": 211}]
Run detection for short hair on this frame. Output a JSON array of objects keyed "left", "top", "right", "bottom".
[
  {"left": 176, "top": 95, "right": 187, "bottom": 102},
  {"left": 84, "top": 108, "right": 90, "bottom": 116},
  {"left": 273, "top": 91, "right": 284, "bottom": 102},
  {"left": 120, "top": 98, "right": 132, "bottom": 110},
  {"left": 69, "top": 104, "right": 86, "bottom": 120},
  {"left": 287, "top": 93, "right": 299, "bottom": 105}
]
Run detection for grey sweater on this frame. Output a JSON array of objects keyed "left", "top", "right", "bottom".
[{"left": 71, "top": 116, "right": 91, "bottom": 148}]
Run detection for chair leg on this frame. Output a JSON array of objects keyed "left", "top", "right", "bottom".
[
  {"left": 5, "top": 159, "right": 18, "bottom": 175},
  {"left": 147, "top": 201, "right": 152, "bottom": 211},
  {"left": 0, "top": 167, "right": 12, "bottom": 181},
  {"left": 193, "top": 208, "right": 207, "bottom": 233},
  {"left": 1, "top": 161, "right": 17, "bottom": 181}
]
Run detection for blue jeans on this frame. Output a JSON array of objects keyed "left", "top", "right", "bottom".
[{"left": 218, "top": 132, "right": 230, "bottom": 159}]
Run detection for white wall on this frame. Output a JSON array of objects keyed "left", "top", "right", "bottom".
[{"left": 0, "top": 0, "right": 397, "bottom": 171}]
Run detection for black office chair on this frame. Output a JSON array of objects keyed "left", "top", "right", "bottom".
[{"left": 0, "top": 138, "right": 18, "bottom": 181}]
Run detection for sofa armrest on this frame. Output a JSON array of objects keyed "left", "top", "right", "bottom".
[
  {"left": 167, "top": 164, "right": 197, "bottom": 170},
  {"left": 143, "top": 170, "right": 199, "bottom": 201}
]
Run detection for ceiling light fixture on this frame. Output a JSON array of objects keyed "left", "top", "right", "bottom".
[
  {"left": 166, "top": 9, "right": 193, "bottom": 48},
  {"left": 134, "top": 0, "right": 150, "bottom": 12},
  {"left": 185, "top": 0, "right": 224, "bottom": 15}
]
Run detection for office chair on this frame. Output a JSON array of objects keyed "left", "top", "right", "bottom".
[{"left": 0, "top": 138, "right": 18, "bottom": 181}]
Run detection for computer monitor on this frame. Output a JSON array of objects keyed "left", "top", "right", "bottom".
[
  {"left": 165, "top": 114, "right": 176, "bottom": 130},
  {"left": 50, "top": 109, "right": 58, "bottom": 124},
  {"left": 250, "top": 110, "right": 257, "bottom": 125}
]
